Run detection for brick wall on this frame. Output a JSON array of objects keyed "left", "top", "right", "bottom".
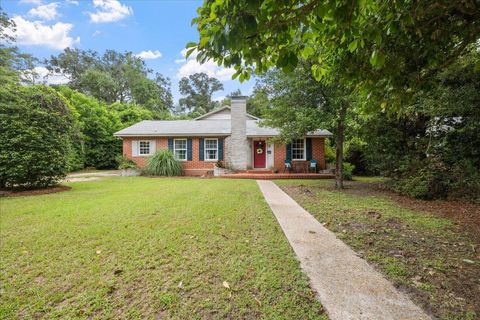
[
  {"left": 273, "top": 138, "right": 326, "bottom": 172},
  {"left": 122, "top": 137, "right": 221, "bottom": 176},
  {"left": 122, "top": 136, "right": 326, "bottom": 175}
]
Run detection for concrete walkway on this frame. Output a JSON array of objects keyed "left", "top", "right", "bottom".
[
  {"left": 257, "top": 180, "right": 431, "bottom": 320},
  {"left": 65, "top": 170, "right": 120, "bottom": 182}
]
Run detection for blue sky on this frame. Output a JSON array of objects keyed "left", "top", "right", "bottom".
[{"left": 1, "top": 0, "right": 255, "bottom": 104}]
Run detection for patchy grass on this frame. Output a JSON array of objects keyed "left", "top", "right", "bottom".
[
  {"left": 0, "top": 177, "right": 326, "bottom": 319},
  {"left": 276, "top": 179, "right": 480, "bottom": 320}
]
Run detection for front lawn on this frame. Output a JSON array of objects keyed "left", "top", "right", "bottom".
[
  {"left": 0, "top": 177, "right": 325, "bottom": 319},
  {"left": 276, "top": 178, "right": 480, "bottom": 320}
]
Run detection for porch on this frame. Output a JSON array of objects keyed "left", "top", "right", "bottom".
[{"left": 220, "top": 170, "right": 334, "bottom": 180}]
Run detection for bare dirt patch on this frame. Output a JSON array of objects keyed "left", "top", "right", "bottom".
[
  {"left": 66, "top": 177, "right": 100, "bottom": 183},
  {"left": 322, "top": 179, "right": 480, "bottom": 236},
  {"left": 1, "top": 185, "right": 71, "bottom": 197}
]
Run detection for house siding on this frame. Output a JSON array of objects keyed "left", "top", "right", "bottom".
[
  {"left": 122, "top": 136, "right": 326, "bottom": 175},
  {"left": 273, "top": 138, "right": 326, "bottom": 172},
  {"left": 123, "top": 137, "right": 221, "bottom": 176}
]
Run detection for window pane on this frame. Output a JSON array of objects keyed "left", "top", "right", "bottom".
[
  {"left": 292, "top": 150, "right": 303, "bottom": 160},
  {"left": 291, "top": 139, "right": 304, "bottom": 159},
  {"left": 204, "top": 139, "right": 218, "bottom": 160},
  {"left": 205, "top": 139, "right": 217, "bottom": 149},
  {"left": 175, "top": 150, "right": 186, "bottom": 160},
  {"left": 205, "top": 149, "right": 217, "bottom": 160},
  {"left": 175, "top": 139, "right": 186, "bottom": 149},
  {"left": 139, "top": 141, "right": 150, "bottom": 155}
]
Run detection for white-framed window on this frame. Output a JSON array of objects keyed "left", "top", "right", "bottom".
[
  {"left": 139, "top": 141, "right": 151, "bottom": 155},
  {"left": 204, "top": 138, "right": 218, "bottom": 161},
  {"left": 174, "top": 139, "right": 187, "bottom": 161},
  {"left": 291, "top": 139, "right": 306, "bottom": 160}
]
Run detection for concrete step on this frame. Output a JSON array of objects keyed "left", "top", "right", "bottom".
[{"left": 238, "top": 170, "right": 274, "bottom": 174}]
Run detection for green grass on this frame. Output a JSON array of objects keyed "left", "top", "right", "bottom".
[
  {"left": 0, "top": 177, "right": 325, "bottom": 319},
  {"left": 275, "top": 179, "right": 479, "bottom": 320}
]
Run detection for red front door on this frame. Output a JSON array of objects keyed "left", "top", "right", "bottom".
[{"left": 253, "top": 141, "right": 266, "bottom": 168}]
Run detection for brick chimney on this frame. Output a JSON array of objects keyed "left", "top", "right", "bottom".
[{"left": 228, "top": 96, "right": 248, "bottom": 170}]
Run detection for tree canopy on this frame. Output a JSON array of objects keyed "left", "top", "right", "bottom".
[
  {"left": 190, "top": 0, "right": 480, "bottom": 107},
  {"left": 0, "top": 86, "right": 76, "bottom": 188},
  {"left": 178, "top": 72, "right": 224, "bottom": 115},
  {"left": 47, "top": 48, "right": 173, "bottom": 116}
]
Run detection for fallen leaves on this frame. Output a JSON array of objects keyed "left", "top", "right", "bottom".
[{"left": 222, "top": 281, "right": 232, "bottom": 298}]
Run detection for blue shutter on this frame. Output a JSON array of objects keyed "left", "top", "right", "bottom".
[
  {"left": 286, "top": 143, "right": 292, "bottom": 160},
  {"left": 168, "top": 138, "right": 173, "bottom": 152},
  {"left": 306, "top": 138, "right": 312, "bottom": 160},
  {"left": 218, "top": 138, "right": 224, "bottom": 161},
  {"left": 199, "top": 138, "right": 204, "bottom": 161},
  {"left": 187, "top": 139, "right": 192, "bottom": 161}
]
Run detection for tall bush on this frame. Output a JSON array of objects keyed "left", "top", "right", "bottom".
[
  {"left": 0, "top": 86, "right": 76, "bottom": 189},
  {"left": 144, "top": 150, "right": 182, "bottom": 176},
  {"left": 57, "top": 86, "right": 121, "bottom": 169}
]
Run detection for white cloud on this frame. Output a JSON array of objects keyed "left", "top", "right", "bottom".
[
  {"left": 28, "top": 3, "right": 59, "bottom": 21},
  {"left": 176, "top": 48, "right": 236, "bottom": 81},
  {"left": 5, "top": 16, "right": 79, "bottom": 50},
  {"left": 88, "top": 0, "right": 133, "bottom": 23},
  {"left": 180, "top": 48, "right": 198, "bottom": 59},
  {"left": 66, "top": 0, "right": 79, "bottom": 5},
  {"left": 21, "top": 66, "right": 70, "bottom": 85},
  {"left": 92, "top": 30, "right": 101, "bottom": 37},
  {"left": 135, "top": 50, "right": 162, "bottom": 60},
  {"left": 19, "top": 0, "right": 43, "bottom": 5},
  {"left": 213, "top": 96, "right": 226, "bottom": 102}
]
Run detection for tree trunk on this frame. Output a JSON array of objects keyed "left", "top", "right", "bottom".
[{"left": 335, "top": 104, "right": 347, "bottom": 189}]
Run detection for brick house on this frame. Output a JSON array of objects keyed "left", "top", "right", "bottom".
[{"left": 114, "top": 96, "right": 332, "bottom": 176}]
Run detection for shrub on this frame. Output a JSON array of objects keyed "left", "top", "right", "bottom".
[
  {"left": 144, "top": 150, "right": 182, "bottom": 176},
  {"left": 393, "top": 157, "right": 449, "bottom": 200},
  {"left": 0, "top": 86, "right": 75, "bottom": 189},
  {"left": 116, "top": 155, "right": 137, "bottom": 170},
  {"left": 342, "top": 162, "right": 355, "bottom": 181},
  {"left": 449, "top": 160, "right": 480, "bottom": 203},
  {"left": 324, "top": 139, "right": 335, "bottom": 164}
]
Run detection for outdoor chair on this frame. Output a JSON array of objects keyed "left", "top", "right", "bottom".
[
  {"left": 309, "top": 160, "right": 317, "bottom": 173},
  {"left": 284, "top": 159, "right": 292, "bottom": 173}
]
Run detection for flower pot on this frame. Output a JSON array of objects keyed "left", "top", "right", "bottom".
[
  {"left": 121, "top": 168, "right": 141, "bottom": 177},
  {"left": 213, "top": 166, "right": 230, "bottom": 176}
]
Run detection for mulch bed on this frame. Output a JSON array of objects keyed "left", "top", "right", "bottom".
[{"left": 1, "top": 185, "right": 72, "bottom": 198}]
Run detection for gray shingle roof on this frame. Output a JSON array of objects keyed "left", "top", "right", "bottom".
[{"left": 114, "top": 120, "right": 332, "bottom": 137}]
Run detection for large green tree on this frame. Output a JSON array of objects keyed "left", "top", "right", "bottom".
[
  {"left": 190, "top": 0, "right": 479, "bottom": 107},
  {"left": 0, "top": 86, "right": 77, "bottom": 189},
  {"left": 47, "top": 49, "right": 173, "bottom": 116},
  {"left": 0, "top": 10, "right": 14, "bottom": 42},
  {"left": 109, "top": 102, "right": 155, "bottom": 127},
  {"left": 57, "top": 86, "right": 122, "bottom": 169},
  {"left": 361, "top": 48, "right": 480, "bottom": 201},
  {"left": 178, "top": 72, "right": 224, "bottom": 115},
  {"left": 256, "top": 62, "right": 356, "bottom": 187}
]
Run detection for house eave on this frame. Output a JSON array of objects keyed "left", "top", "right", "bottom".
[
  {"left": 194, "top": 106, "right": 260, "bottom": 121},
  {"left": 114, "top": 133, "right": 231, "bottom": 137}
]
